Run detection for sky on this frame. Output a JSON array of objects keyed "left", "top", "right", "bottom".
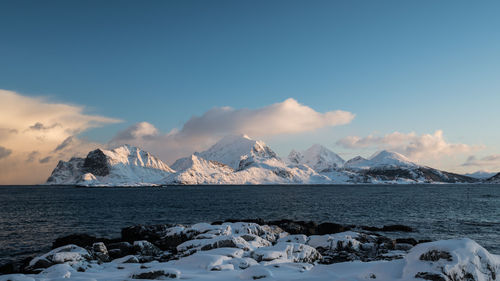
[{"left": 1, "top": 0, "right": 500, "bottom": 184}]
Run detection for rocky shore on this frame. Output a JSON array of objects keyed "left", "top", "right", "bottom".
[{"left": 0, "top": 220, "right": 498, "bottom": 281}]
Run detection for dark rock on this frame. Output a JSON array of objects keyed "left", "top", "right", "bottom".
[
  {"left": 133, "top": 241, "right": 162, "bottom": 256},
  {"left": 92, "top": 242, "right": 110, "bottom": 262},
  {"left": 415, "top": 272, "right": 446, "bottom": 281},
  {"left": 52, "top": 234, "right": 99, "bottom": 249},
  {"left": 122, "top": 224, "right": 172, "bottom": 243},
  {"left": 382, "top": 225, "right": 413, "bottom": 232},
  {"left": 420, "top": 250, "right": 453, "bottom": 262},
  {"left": 82, "top": 149, "right": 110, "bottom": 176},
  {"left": 108, "top": 242, "right": 133, "bottom": 259},
  {"left": 361, "top": 224, "right": 414, "bottom": 232},
  {"left": 317, "top": 222, "right": 350, "bottom": 235},
  {"left": 131, "top": 269, "right": 178, "bottom": 279},
  {"left": 395, "top": 238, "right": 418, "bottom": 246}
]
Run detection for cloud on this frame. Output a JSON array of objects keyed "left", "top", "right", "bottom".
[
  {"left": 28, "top": 122, "right": 61, "bottom": 131},
  {"left": 54, "top": 136, "right": 75, "bottom": 152},
  {"left": 179, "top": 98, "right": 354, "bottom": 139},
  {"left": 462, "top": 155, "right": 500, "bottom": 168},
  {"left": 39, "top": 156, "right": 52, "bottom": 164},
  {"left": 336, "top": 130, "right": 482, "bottom": 161},
  {"left": 0, "top": 89, "right": 120, "bottom": 184},
  {"left": 110, "top": 98, "right": 354, "bottom": 163},
  {"left": 0, "top": 146, "right": 12, "bottom": 159},
  {"left": 26, "top": 151, "right": 40, "bottom": 163}
]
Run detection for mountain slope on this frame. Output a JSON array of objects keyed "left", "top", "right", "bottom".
[
  {"left": 343, "top": 150, "right": 477, "bottom": 183},
  {"left": 485, "top": 172, "right": 500, "bottom": 183},
  {"left": 344, "top": 150, "right": 416, "bottom": 170},
  {"left": 194, "top": 135, "right": 277, "bottom": 170},
  {"left": 46, "top": 145, "right": 174, "bottom": 186},
  {"left": 169, "top": 135, "right": 330, "bottom": 184},
  {"left": 288, "top": 144, "right": 345, "bottom": 172}
]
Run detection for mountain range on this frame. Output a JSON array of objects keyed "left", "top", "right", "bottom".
[{"left": 46, "top": 135, "right": 497, "bottom": 186}]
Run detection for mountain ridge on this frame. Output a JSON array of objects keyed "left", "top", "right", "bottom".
[{"left": 46, "top": 136, "right": 486, "bottom": 186}]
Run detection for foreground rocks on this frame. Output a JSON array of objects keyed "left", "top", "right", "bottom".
[{"left": 1, "top": 220, "right": 498, "bottom": 281}]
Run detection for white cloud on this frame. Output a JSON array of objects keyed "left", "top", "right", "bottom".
[
  {"left": 110, "top": 98, "right": 355, "bottom": 164},
  {"left": 336, "top": 130, "right": 482, "bottom": 161},
  {"left": 0, "top": 90, "right": 120, "bottom": 184}
]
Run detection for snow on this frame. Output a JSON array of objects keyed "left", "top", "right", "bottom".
[
  {"left": 46, "top": 136, "right": 485, "bottom": 186},
  {"left": 464, "top": 171, "right": 496, "bottom": 179},
  {"left": 344, "top": 150, "right": 417, "bottom": 170},
  {"left": 287, "top": 144, "right": 345, "bottom": 172},
  {"left": 194, "top": 134, "right": 277, "bottom": 170},
  {"left": 46, "top": 145, "right": 174, "bottom": 186},
  {"left": 5, "top": 221, "right": 500, "bottom": 281}
]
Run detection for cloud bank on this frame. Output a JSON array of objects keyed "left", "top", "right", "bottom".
[
  {"left": 336, "top": 130, "right": 482, "bottom": 161},
  {"left": 0, "top": 92, "right": 354, "bottom": 184},
  {"left": 462, "top": 154, "right": 500, "bottom": 170},
  {"left": 0, "top": 90, "right": 120, "bottom": 184},
  {"left": 110, "top": 98, "right": 355, "bottom": 163}
]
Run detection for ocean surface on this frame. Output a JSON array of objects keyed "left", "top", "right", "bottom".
[{"left": 1, "top": 184, "right": 499, "bottom": 265}]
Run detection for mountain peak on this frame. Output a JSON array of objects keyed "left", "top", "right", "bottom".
[
  {"left": 195, "top": 135, "right": 277, "bottom": 170},
  {"left": 345, "top": 150, "right": 416, "bottom": 170},
  {"left": 288, "top": 144, "right": 345, "bottom": 172}
]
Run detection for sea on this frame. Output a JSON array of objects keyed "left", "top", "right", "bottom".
[{"left": 1, "top": 184, "right": 499, "bottom": 265}]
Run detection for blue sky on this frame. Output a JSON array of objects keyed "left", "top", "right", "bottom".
[{"left": 1, "top": 0, "right": 500, "bottom": 180}]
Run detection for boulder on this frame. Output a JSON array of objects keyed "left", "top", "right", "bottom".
[
  {"left": 91, "top": 242, "right": 110, "bottom": 262},
  {"left": 133, "top": 241, "right": 163, "bottom": 256}
]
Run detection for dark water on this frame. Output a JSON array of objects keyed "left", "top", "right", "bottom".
[{"left": 1, "top": 184, "right": 500, "bottom": 265}]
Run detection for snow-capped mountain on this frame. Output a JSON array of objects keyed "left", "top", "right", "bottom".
[
  {"left": 485, "top": 172, "right": 500, "bottom": 183},
  {"left": 464, "top": 171, "right": 497, "bottom": 179},
  {"left": 287, "top": 144, "right": 345, "bottom": 172},
  {"left": 194, "top": 135, "right": 277, "bottom": 170},
  {"left": 46, "top": 144, "right": 174, "bottom": 186},
  {"left": 342, "top": 150, "right": 477, "bottom": 184},
  {"left": 344, "top": 150, "right": 416, "bottom": 170},
  {"left": 170, "top": 135, "right": 329, "bottom": 184},
  {"left": 46, "top": 136, "right": 483, "bottom": 186}
]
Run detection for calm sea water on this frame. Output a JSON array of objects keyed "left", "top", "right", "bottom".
[{"left": 1, "top": 184, "right": 499, "bottom": 265}]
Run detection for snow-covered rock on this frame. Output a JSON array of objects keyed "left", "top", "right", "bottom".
[
  {"left": 46, "top": 144, "right": 174, "bottom": 186},
  {"left": 27, "top": 245, "right": 91, "bottom": 271},
  {"left": 4, "top": 221, "right": 500, "bottom": 281}
]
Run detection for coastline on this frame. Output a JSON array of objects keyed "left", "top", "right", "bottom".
[{"left": 1, "top": 220, "right": 499, "bottom": 281}]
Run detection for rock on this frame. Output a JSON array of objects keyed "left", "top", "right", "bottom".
[
  {"left": 91, "top": 242, "right": 110, "bottom": 262},
  {"left": 122, "top": 224, "right": 188, "bottom": 251},
  {"left": 52, "top": 234, "right": 100, "bottom": 249},
  {"left": 112, "top": 255, "right": 139, "bottom": 263},
  {"left": 395, "top": 243, "right": 414, "bottom": 251},
  {"left": 107, "top": 242, "right": 133, "bottom": 259},
  {"left": 382, "top": 225, "right": 413, "bottom": 232},
  {"left": 131, "top": 268, "right": 180, "bottom": 279},
  {"left": 277, "top": 234, "right": 308, "bottom": 244},
  {"left": 177, "top": 235, "right": 250, "bottom": 255},
  {"left": 361, "top": 224, "right": 414, "bottom": 232},
  {"left": 133, "top": 241, "right": 163, "bottom": 256},
  {"left": 419, "top": 249, "right": 453, "bottom": 262},
  {"left": 317, "top": 222, "right": 350, "bottom": 235},
  {"left": 415, "top": 272, "right": 446, "bottom": 281},
  {"left": 26, "top": 245, "right": 91, "bottom": 271},
  {"left": 251, "top": 242, "right": 322, "bottom": 264},
  {"left": 395, "top": 238, "right": 418, "bottom": 246}
]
